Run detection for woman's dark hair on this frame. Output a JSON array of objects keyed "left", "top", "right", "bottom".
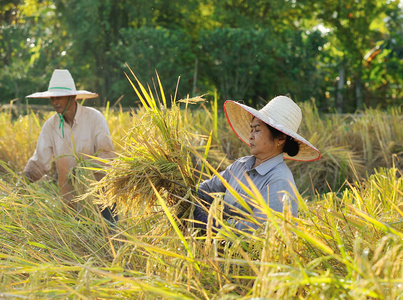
[{"left": 265, "top": 123, "right": 300, "bottom": 157}]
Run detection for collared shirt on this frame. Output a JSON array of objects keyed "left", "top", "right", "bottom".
[
  {"left": 24, "top": 103, "right": 114, "bottom": 199},
  {"left": 198, "top": 154, "right": 298, "bottom": 231}
]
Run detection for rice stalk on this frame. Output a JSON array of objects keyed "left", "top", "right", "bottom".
[
  {"left": 2, "top": 77, "right": 403, "bottom": 298},
  {"left": 87, "top": 70, "right": 209, "bottom": 217},
  {"left": 2, "top": 152, "right": 403, "bottom": 298}
]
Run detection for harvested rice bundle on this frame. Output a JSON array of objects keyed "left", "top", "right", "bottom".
[{"left": 88, "top": 70, "right": 207, "bottom": 215}]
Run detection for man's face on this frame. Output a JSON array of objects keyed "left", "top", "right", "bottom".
[{"left": 50, "top": 96, "right": 71, "bottom": 114}]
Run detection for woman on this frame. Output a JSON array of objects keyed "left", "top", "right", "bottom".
[{"left": 194, "top": 95, "right": 321, "bottom": 232}]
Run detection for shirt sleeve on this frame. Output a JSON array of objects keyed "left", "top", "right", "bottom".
[
  {"left": 235, "top": 178, "right": 298, "bottom": 231},
  {"left": 23, "top": 122, "right": 54, "bottom": 182},
  {"left": 198, "top": 163, "right": 234, "bottom": 204}
]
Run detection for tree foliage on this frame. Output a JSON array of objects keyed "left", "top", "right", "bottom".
[
  {"left": 0, "top": 0, "right": 401, "bottom": 110},
  {"left": 114, "top": 27, "right": 195, "bottom": 104}
]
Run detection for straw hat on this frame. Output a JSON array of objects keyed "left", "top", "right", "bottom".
[
  {"left": 26, "top": 69, "right": 98, "bottom": 99},
  {"left": 224, "top": 95, "right": 321, "bottom": 162}
]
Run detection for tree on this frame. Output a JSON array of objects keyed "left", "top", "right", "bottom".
[
  {"left": 112, "top": 27, "right": 195, "bottom": 107},
  {"left": 309, "top": 0, "right": 402, "bottom": 112},
  {"left": 199, "top": 28, "right": 267, "bottom": 104},
  {"left": 52, "top": 0, "right": 131, "bottom": 105},
  {"left": 0, "top": 0, "right": 400, "bottom": 112},
  {"left": 0, "top": 0, "right": 70, "bottom": 106}
]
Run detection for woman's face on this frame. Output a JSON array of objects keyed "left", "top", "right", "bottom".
[{"left": 249, "top": 118, "right": 283, "bottom": 161}]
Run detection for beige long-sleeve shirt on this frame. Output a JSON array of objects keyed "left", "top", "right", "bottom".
[{"left": 24, "top": 103, "right": 114, "bottom": 202}]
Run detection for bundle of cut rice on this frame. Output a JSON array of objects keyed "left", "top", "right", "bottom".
[{"left": 87, "top": 70, "right": 208, "bottom": 216}]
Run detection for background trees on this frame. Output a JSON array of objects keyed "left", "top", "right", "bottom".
[{"left": 0, "top": 0, "right": 401, "bottom": 111}]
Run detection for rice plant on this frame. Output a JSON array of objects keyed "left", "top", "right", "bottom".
[
  {"left": 2, "top": 159, "right": 403, "bottom": 298},
  {"left": 1, "top": 71, "right": 403, "bottom": 299},
  {"left": 86, "top": 70, "right": 212, "bottom": 218}
]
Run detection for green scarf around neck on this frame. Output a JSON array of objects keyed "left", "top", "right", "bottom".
[{"left": 58, "top": 96, "right": 71, "bottom": 138}]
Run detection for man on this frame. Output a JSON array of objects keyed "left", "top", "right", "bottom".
[{"left": 24, "top": 69, "right": 116, "bottom": 222}]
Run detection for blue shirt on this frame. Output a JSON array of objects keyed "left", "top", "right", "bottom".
[{"left": 198, "top": 154, "right": 298, "bottom": 231}]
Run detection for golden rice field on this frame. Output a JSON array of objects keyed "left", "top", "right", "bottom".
[{"left": 0, "top": 74, "right": 402, "bottom": 299}]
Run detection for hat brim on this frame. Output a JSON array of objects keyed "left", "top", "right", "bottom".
[
  {"left": 224, "top": 100, "right": 321, "bottom": 162},
  {"left": 26, "top": 90, "right": 98, "bottom": 99}
]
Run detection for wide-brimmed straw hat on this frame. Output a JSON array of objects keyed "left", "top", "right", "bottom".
[
  {"left": 224, "top": 95, "right": 321, "bottom": 162},
  {"left": 26, "top": 69, "right": 98, "bottom": 99}
]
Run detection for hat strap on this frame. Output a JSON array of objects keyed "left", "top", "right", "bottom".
[{"left": 58, "top": 96, "right": 71, "bottom": 138}]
